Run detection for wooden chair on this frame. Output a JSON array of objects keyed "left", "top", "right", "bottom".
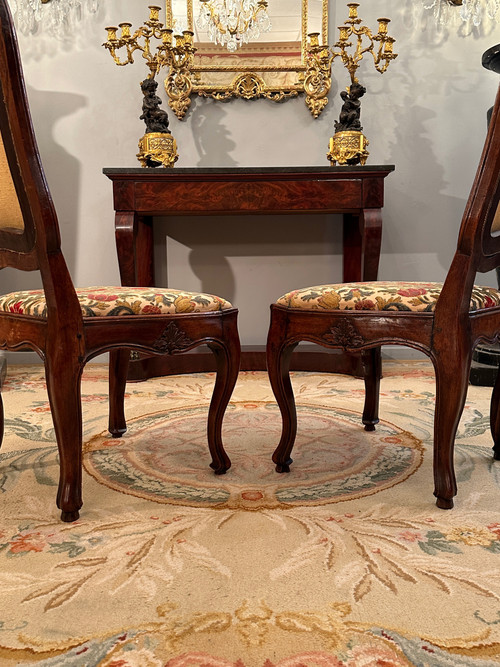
[
  {"left": 267, "top": 84, "right": 500, "bottom": 510},
  {"left": 0, "top": 0, "right": 240, "bottom": 522}
]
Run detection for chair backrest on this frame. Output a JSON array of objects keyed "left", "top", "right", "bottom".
[
  {"left": 456, "top": 84, "right": 500, "bottom": 274},
  {"left": 0, "top": 0, "right": 81, "bottom": 325}
]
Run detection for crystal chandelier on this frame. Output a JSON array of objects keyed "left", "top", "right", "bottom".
[
  {"left": 9, "top": 0, "right": 99, "bottom": 38},
  {"left": 196, "top": 0, "right": 271, "bottom": 52},
  {"left": 423, "top": 0, "right": 499, "bottom": 26}
]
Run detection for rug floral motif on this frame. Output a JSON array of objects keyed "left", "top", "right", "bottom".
[{"left": 1, "top": 363, "right": 500, "bottom": 666}]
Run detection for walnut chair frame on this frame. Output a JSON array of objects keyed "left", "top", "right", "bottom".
[
  {"left": 0, "top": 0, "right": 240, "bottom": 522},
  {"left": 267, "top": 84, "right": 500, "bottom": 510}
]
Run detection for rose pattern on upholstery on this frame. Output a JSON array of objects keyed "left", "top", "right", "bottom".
[
  {"left": 276, "top": 281, "right": 500, "bottom": 312},
  {"left": 0, "top": 286, "right": 232, "bottom": 318}
]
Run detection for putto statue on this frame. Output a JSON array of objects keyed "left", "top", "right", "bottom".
[
  {"left": 334, "top": 82, "right": 366, "bottom": 133},
  {"left": 140, "top": 78, "right": 171, "bottom": 134}
]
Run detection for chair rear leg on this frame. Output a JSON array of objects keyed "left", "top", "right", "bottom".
[
  {"left": 432, "top": 352, "right": 471, "bottom": 510},
  {"left": 108, "top": 349, "right": 130, "bottom": 438},
  {"left": 45, "top": 358, "right": 84, "bottom": 522},
  {"left": 490, "top": 364, "right": 500, "bottom": 460},
  {"left": 362, "top": 347, "right": 381, "bottom": 431},
  {"left": 0, "top": 356, "right": 6, "bottom": 449},
  {"left": 0, "top": 393, "right": 4, "bottom": 450},
  {"left": 207, "top": 323, "right": 241, "bottom": 475},
  {"left": 267, "top": 330, "right": 299, "bottom": 473}
]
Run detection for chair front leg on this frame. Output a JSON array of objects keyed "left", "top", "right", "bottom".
[
  {"left": 362, "top": 347, "right": 382, "bottom": 431},
  {"left": 432, "top": 348, "right": 471, "bottom": 509},
  {"left": 490, "top": 363, "right": 500, "bottom": 460},
  {"left": 267, "top": 331, "right": 299, "bottom": 473},
  {"left": 108, "top": 348, "right": 130, "bottom": 438},
  {"left": 45, "top": 357, "right": 84, "bottom": 522},
  {"left": 0, "top": 393, "right": 4, "bottom": 450},
  {"left": 206, "top": 324, "right": 241, "bottom": 474},
  {"left": 0, "top": 355, "right": 6, "bottom": 449}
]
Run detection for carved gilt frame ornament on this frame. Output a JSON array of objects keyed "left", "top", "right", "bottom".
[{"left": 165, "top": 0, "right": 329, "bottom": 118}]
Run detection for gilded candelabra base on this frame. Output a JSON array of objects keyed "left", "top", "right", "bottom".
[
  {"left": 327, "top": 130, "right": 369, "bottom": 166},
  {"left": 137, "top": 132, "right": 178, "bottom": 168}
]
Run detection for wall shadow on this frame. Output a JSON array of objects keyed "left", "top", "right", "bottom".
[
  {"left": 153, "top": 213, "right": 341, "bottom": 301},
  {"left": 190, "top": 101, "right": 239, "bottom": 167},
  {"left": 1, "top": 87, "right": 85, "bottom": 295}
]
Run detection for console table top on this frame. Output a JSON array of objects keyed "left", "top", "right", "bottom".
[{"left": 103, "top": 165, "right": 395, "bottom": 177}]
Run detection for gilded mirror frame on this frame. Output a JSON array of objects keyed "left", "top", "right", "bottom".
[{"left": 164, "top": 0, "right": 328, "bottom": 119}]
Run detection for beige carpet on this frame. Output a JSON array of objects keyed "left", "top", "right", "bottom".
[{"left": 1, "top": 362, "right": 500, "bottom": 666}]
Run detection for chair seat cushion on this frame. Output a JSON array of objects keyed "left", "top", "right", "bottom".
[
  {"left": 276, "top": 281, "right": 500, "bottom": 313},
  {"left": 0, "top": 287, "right": 233, "bottom": 318}
]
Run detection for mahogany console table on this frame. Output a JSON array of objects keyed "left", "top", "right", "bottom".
[{"left": 104, "top": 165, "right": 394, "bottom": 379}]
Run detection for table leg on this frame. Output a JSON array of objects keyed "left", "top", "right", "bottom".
[
  {"left": 343, "top": 209, "right": 382, "bottom": 283},
  {"left": 136, "top": 215, "right": 155, "bottom": 287},
  {"left": 360, "top": 208, "right": 383, "bottom": 282},
  {"left": 114, "top": 212, "right": 154, "bottom": 287}
]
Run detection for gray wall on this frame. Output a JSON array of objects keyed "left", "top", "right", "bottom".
[{"left": 6, "top": 0, "right": 500, "bottom": 359}]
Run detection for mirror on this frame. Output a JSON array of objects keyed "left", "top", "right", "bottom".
[{"left": 164, "top": 0, "right": 328, "bottom": 118}]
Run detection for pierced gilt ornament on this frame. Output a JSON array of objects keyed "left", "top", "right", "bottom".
[
  {"left": 137, "top": 132, "right": 178, "bottom": 168},
  {"left": 327, "top": 130, "right": 369, "bottom": 166}
]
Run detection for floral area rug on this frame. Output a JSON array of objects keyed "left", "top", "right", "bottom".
[{"left": 1, "top": 362, "right": 500, "bottom": 666}]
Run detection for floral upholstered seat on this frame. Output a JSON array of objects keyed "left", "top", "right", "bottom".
[
  {"left": 276, "top": 281, "right": 500, "bottom": 312},
  {"left": 0, "top": 287, "right": 232, "bottom": 318}
]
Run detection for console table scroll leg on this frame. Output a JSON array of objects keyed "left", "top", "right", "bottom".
[
  {"left": 115, "top": 211, "right": 139, "bottom": 287},
  {"left": 136, "top": 214, "right": 155, "bottom": 287},
  {"left": 360, "top": 208, "right": 383, "bottom": 282}
]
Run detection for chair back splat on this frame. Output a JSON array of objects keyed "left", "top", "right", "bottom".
[
  {"left": 0, "top": 0, "right": 240, "bottom": 522},
  {"left": 267, "top": 84, "right": 500, "bottom": 510}
]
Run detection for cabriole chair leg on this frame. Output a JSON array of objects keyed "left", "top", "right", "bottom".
[
  {"left": 207, "top": 332, "right": 241, "bottom": 474},
  {"left": 108, "top": 348, "right": 130, "bottom": 438},
  {"left": 45, "top": 358, "right": 84, "bottom": 522},
  {"left": 490, "top": 363, "right": 500, "bottom": 460},
  {"left": 362, "top": 347, "right": 381, "bottom": 432},
  {"left": 432, "top": 352, "right": 471, "bottom": 510},
  {"left": 267, "top": 336, "right": 299, "bottom": 473}
]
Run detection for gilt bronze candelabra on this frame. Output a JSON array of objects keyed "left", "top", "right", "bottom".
[
  {"left": 103, "top": 5, "right": 197, "bottom": 167},
  {"left": 305, "top": 3, "right": 397, "bottom": 166}
]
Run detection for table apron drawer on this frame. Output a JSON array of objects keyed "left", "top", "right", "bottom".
[{"left": 133, "top": 179, "right": 364, "bottom": 213}]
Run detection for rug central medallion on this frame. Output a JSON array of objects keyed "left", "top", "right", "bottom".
[{"left": 84, "top": 402, "right": 424, "bottom": 509}]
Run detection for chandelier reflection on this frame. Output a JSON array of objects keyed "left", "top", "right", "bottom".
[
  {"left": 10, "top": 0, "right": 99, "bottom": 38},
  {"left": 423, "top": 0, "right": 499, "bottom": 26},
  {"left": 196, "top": 0, "right": 271, "bottom": 52}
]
